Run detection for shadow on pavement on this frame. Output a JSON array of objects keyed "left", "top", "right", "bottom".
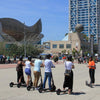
[
  {"left": 71, "top": 91, "right": 86, "bottom": 95},
  {"left": 56, "top": 91, "right": 86, "bottom": 96},
  {"left": 94, "top": 84, "right": 100, "bottom": 87}
]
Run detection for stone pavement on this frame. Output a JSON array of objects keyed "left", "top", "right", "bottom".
[{"left": 0, "top": 62, "right": 100, "bottom": 100}]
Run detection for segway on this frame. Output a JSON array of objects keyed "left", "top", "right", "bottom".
[
  {"left": 56, "top": 88, "right": 68, "bottom": 95},
  {"left": 27, "top": 71, "right": 43, "bottom": 91},
  {"left": 85, "top": 81, "right": 93, "bottom": 88},
  {"left": 9, "top": 82, "right": 18, "bottom": 87},
  {"left": 38, "top": 74, "right": 56, "bottom": 93},
  {"left": 37, "top": 72, "right": 43, "bottom": 89},
  {"left": 27, "top": 78, "right": 35, "bottom": 91},
  {"left": 9, "top": 82, "right": 26, "bottom": 88},
  {"left": 26, "top": 77, "right": 34, "bottom": 91},
  {"left": 17, "top": 83, "right": 26, "bottom": 88},
  {"left": 9, "top": 74, "right": 26, "bottom": 88}
]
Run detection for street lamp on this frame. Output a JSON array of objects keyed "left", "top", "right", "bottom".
[
  {"left": 90, "top": 34, "right": 94, "bottom": 56},
  {"left": 98, "top": 37, "right": 100, "bottom": 56},
  {"left": 24, "top": 22, "right": 26, "bottom": 57},
  {"left": 70, "top": 35, "right": 72, "bottom": 55}
]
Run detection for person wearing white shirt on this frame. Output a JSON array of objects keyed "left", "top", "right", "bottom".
[
  {"left": 25, "top": 56, "right": 34, "bottom": 86},
  {"left": 63, "top": 55, "right": 74, "bottom": 94},
  {"left": 43, "top": 54, "right": 55, "bottom": 90}
]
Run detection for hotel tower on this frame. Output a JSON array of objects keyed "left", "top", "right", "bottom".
[{"left": 69, "top": 0, "right": 100, "bottom": 44}]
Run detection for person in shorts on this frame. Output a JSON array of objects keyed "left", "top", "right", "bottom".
[{"left": 25, "top": 56, "right": 34, "bottom": 86}]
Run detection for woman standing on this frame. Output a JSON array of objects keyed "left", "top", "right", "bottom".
[
  {"left": 87, "top": 56, "right": 96, "bottom": 86},
  {"left": 33, "top": 56, "right": 44, "bottom": 90},
  {"left": 16, "top": 56, "right": 25, "bottom": 84},
  {"left": 25, "top": 56, "right": 34, "bottom": 86},
  {"left": 63, "top": 55, "right": 74, "bottom": 94}
]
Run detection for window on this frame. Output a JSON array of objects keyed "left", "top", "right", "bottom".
[
  {"left": 66, "top": 44, "right": 71, "bottom": 48},
  {"left": 59, "top": 44, "right": 64, "bottom": 48},
  {"left": 52, "top": 44, "right": 57, "bottom": 48}
]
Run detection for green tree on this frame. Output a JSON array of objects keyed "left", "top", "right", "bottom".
[
  {"left": 0, "top": 43, "right": 44, "bottom": 57},
  {"left": 72, "top": 48, "right": 76, "bottom": 57},
  {"left": 61, "top": 49, "right": 66, "bottom": 54}
]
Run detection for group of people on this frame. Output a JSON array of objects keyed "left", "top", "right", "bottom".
[
  {"left": 16, "top": 54, "right": 55, "bottom": 91},
  {"left": 78, "top": 56, "right": 87, "bottom": 64},
  {"left": 0, "top": 55, "right": 17, "bottom": 64},
  {"left": 0, "top": 55, "right": 7, "bottom": 64},
  {"left": 16, "top": 54, "right": 96, "bottom": 94}
]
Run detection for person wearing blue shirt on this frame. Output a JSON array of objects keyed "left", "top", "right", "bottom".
[
  {"left": 43, "top": 54, "right": 55, "bottom": 91},
  {"left": 33, "top": 56, "right": 44, "bottom": 90}
]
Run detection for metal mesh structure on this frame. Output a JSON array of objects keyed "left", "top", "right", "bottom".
[
  {"left": 0, "top": 18, "right": 43, "bottom": 44},
  {"left": 69, "top": 0, "right": 100, "bottom": 44}
]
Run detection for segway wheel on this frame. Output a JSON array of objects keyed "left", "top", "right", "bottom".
[
  {"left": 30, "top": 81, "right": 33, "bottom": 87},
  {"left": 27, "top": 86, "right": 31, "bottom": 91},
  {"left": 33, "top": 87, "right": 35, "bottom": 90},
  {"left": 56, "top": 89, "right": 61, "bottom": 95},
  {"left": 51, "top": 84, "right": 56, "bottom": 91},
  {"left": 39, "top": 83, "right": 43, "bottom": 89},
  {"left": 17, "top": 83, "right": 21, "bottom": 88},
  {"left": 9, "top": 82, "right": 14, "bottom": 87},
  {"left": 38, "top": 88, "right": 42, "bottom": 93}
]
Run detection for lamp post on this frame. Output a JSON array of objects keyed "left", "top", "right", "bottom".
[
  {"left": 90, "top": 34, "right": 94, "bottom": 56},
  {"left": 98, "top": 37, "right": 100, "bottom": 56},
  {"left": 70, "top": 35, "right": 72, "bottom": 55},
  {"left": 24, "top": 22, "right": 26, "bottom": 57}
]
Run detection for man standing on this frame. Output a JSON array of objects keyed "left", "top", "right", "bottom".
[{"left": 43, "top": 54, "right": 55, "bottom": 91}]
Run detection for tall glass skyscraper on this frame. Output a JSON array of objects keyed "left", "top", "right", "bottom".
[{"left": 69, "top": 0, "right": 100, "bottom": 44}]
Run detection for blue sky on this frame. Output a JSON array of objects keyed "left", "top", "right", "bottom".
[{"left": 0, "top": 0, "right": 69, "bottom": 42}]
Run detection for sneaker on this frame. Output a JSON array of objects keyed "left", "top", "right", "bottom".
[
  {"left": 35, "top": 87, "right": 39, "bottom": 90},
  {"left": 92, "top": 84, "right": 95, "bottom": 88},
  {"left": 68, "top": 89, "right": 71, "bottom": 95},
  {"left": 63, "top": 91, "right": 66, "bottom": 94}
]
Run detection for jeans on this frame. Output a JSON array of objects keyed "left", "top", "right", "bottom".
[{"left": 43, "top": 72, "right": 52, "bottom": 90}]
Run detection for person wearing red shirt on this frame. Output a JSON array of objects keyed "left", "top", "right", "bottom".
[{"left": 63, "top": 56, "right": 66, "bottom": 63}]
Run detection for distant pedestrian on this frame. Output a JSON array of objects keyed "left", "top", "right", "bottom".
[
  {"left": 13, "top": 56, "right": 16, "bottom": 63},
  {"left": 7, "top": 56, "right": 11, "bottom": 63},
  {"left": 2, "top": 55, "right": 7, "bottom": 64},
  {"left": 62, "top": 56, "right": 66, "bottom": 63},
  {"left": 53, "top": 55, "right": 58, "bottom": 63}
]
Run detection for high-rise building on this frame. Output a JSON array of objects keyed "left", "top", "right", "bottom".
[{"left": 69, "top": 0, "right": 100, "bottom": 44}]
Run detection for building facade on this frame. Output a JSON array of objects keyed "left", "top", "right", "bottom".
[
  {"left": 69, "top": 0, "right": 100, "bottom": 44},
  {"left": 43, "top": 32, "right": 90, "bottom": 55}
]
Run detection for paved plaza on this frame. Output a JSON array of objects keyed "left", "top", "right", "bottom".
[{"left": 0, "top": 61, "right": 100, "bottom": 100}]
